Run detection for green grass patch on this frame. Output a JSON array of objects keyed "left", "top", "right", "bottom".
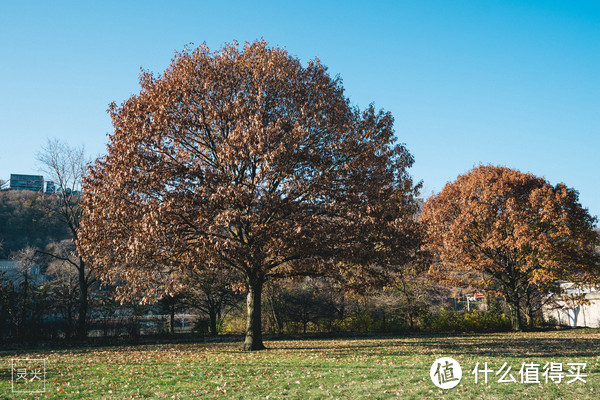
[{"left": 1, "top": 330, "right": 599, "bottom": 399}]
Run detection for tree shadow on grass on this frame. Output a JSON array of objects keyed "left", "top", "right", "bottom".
[
  {"left": 273, "top": 333, "right": 600, "bottom": 359},
  {"left": 413, "top": 337, "right": 600, "bottom": 358}
]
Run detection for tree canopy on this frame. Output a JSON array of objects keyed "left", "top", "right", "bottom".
[
  {"left": 78, "top": 40, "right": 421, "bottom": 350},
  {"left": 420, "top": 165, "right": 600, "bottom": 330}
]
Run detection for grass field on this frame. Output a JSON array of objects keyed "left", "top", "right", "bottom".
[{"left": 1, "top": 329, "right": 599, "bottom": 399}]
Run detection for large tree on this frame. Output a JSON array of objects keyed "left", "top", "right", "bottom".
[
  {"left": 78, "top": 40, "right": 420, "bottom": 350},
  {"left": 420, "top": 165, "right": 599, "bottom": 331}
]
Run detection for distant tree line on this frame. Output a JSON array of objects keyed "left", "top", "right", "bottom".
[{"left": 0, "top": 190, "right": 70, "bottom": 258}]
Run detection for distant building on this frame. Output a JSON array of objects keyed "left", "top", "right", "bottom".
[
  {"left": 45, "top": 180, "right": 55, "bottom": 194},
  {"left": 543, "top": 282, "right": 600, "bottom": 328},
  {"left": 0, "top": 259, "right": 43, "bottom": 283},
  {"left": 0, "top": 260, "right": 18, "bottom": 274},
  {"left": 1, "top": 174, "right": 45, "bottom": 192}
]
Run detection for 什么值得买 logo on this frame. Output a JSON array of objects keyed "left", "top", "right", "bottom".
[
  {"left": 430, "top": 357, "right": 587, "bottom": 389},
  {"left": 430, "top": 357, "right": 462, "bottom": 389}
]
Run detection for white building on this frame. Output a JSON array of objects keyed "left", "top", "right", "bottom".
[{"left": 543, "top": 282, "right": 600, "bottom": 328}]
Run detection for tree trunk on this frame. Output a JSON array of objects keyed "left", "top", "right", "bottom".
[
  {"left": 20, "top": 272, "right": 29, "bottom": 339},
  {"left": 524, "top": 287, "right": 536, "bottom": 329},
  {"left": 76, "top": 260, "right": 88, "bottom": 340},
  {"left": 269, "top": 301, "right": 283, "bottom": 335},
  {"left": 524, "top": 308, "right": 533, "bottom": 328},
  {"left": 508, "top": 300, "right": 522, "bottom": 331},
  {"left": 244, "top": 277, "right": 266, "bottom": 351},
  {"left": 504, "top": 268, "right": 523, "bottom": 332},
  {"left": 266, "top": 286, "right": 284, "bottom": 335},
  {"left": 401, "top": 279, "right": 414, "bottom": 329},
  {"left": 66, "top": 302, "right": 73, "bottom": 340},
  {"left": 170, "top": 306, "right": 175, "bottom": 335},
  {"left": 208, "top": 308, "right": 218, "bottom": 336}
]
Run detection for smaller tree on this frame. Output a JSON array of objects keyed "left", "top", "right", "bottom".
[
  {"left": 181, "top": 268, "right": 243, "bottom": 336},
  {"left": 12, "top": 247, "right": 38, "bottom": 338},
  {"left": 37, "top": 138, "right": 94, "bottom": 339},
  {"left": 45, "top": 245, "right": 80, "bottom": 339},
  {"left": 391, "top": 267, "right": 432, "bottom": 330},
  {"left": 158, "top": 293, "right": 187, "bottom": 335},
  {"left": 420, "top": 165, "right": 600, "bottom": 331},
  {"left": 266, "top": 278, "right": 338, "bottom": 334},
  {"left": 1, "top": 248, "right": 51, "bottom": 340}
]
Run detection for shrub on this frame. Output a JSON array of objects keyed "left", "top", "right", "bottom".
[{"left": 427, "top": 308, "right": 511, "bottom": 332}]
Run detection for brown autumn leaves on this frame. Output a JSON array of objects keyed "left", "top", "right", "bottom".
[
  {"left": 77, "top": 40, "right": 599, "bottom": 347},
  {"left": 420, "top": 165, "right": 599, "bottom": 330},
  {"left": 78, "top": 40, "right": 421, "bottom": 349}
]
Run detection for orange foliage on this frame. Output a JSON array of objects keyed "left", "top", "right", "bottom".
[
  {"left": 78, "top": 40, "right": 420, "bottom": 349},
  {"left": 420, "top": 165, "right": 599, "bottom": 329}
]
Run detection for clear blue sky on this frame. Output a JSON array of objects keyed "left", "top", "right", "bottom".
[{"left": 1, "top": 0, "right": 599, "bottom": 219}]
